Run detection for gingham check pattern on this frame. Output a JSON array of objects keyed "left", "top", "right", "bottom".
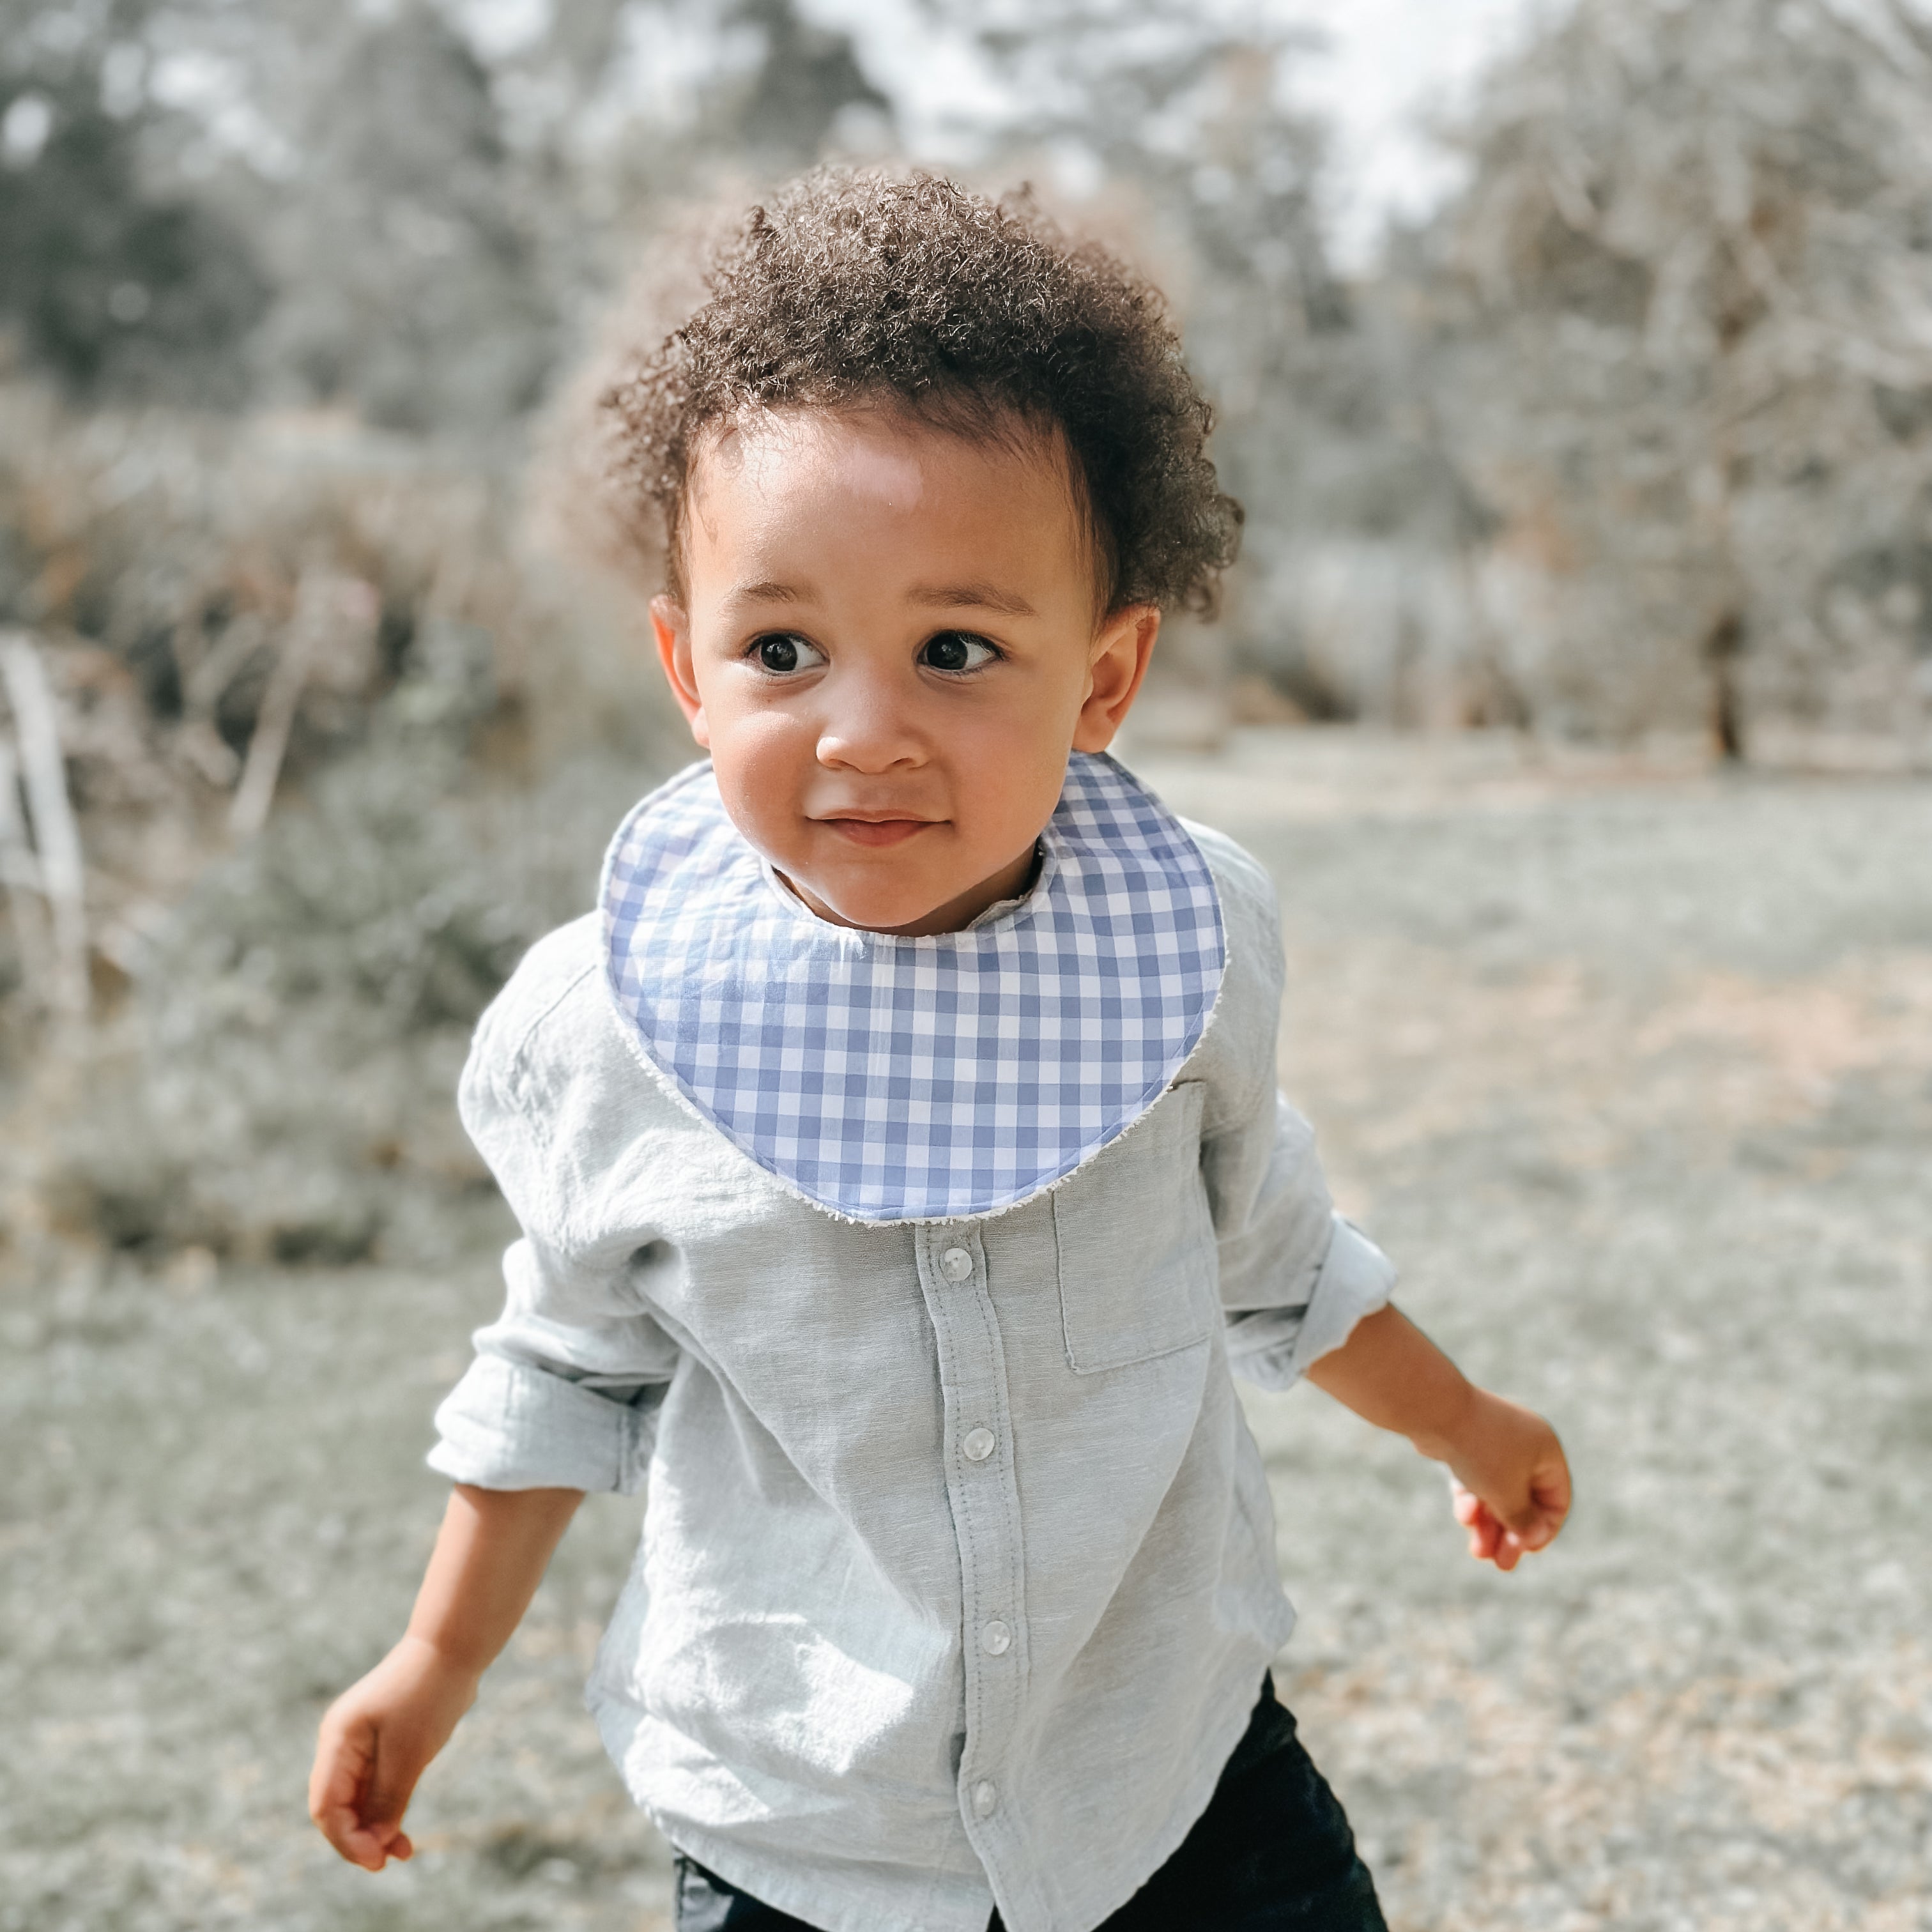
[{"left": 599, "top": 753, "right": 1226, "bottom": 1223}]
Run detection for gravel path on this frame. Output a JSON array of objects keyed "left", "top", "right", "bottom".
[{"left": 4, "top": 729, "right": 1928, "bottom": 1931}]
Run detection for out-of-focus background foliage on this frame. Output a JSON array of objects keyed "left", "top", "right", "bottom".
[
  {"left": 3, "top": 0, "right": 1931, "bottom": 1264},
  {"left": 1, "top": 4, "right": 1928, "bottom": 1930}
]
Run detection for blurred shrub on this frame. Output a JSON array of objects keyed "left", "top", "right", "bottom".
[
  {"left": 27, "top": 730, "right": 642, "bottom": 1269},
  {"left": 0, "top": 383, "right": 675, "bottom": 1272},
  {"left": 0, "top": 54, "right": 270, "bottom": 408},
  {"left": 254, "top": 3, "right": 557, "bottom": 434}
]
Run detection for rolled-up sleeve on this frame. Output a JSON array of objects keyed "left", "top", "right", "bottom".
[
  {"left": 426, "top": 1234, "right": 682, "bottom": 1494},
  {"left": 1222, "top": 1211, "right": 1396, "bottom": 1390},
  {"left": 430, "top": 1343, "right": 665, "bottom": 1494},
  {"left": 427, "top": 946, "right": 682, "bottom": 1494},
  {"left": 1192, "top": 828, "right": 1397, "bottom": 1390}
]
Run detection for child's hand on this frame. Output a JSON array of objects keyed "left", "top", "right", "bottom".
[
  {"left": 1303, "top": 1306, "right": 1572, "bottom": 1572},
  {"left": 309, "top": 1634, "right": 480, "bottom": 1871},
  {"left": 1437, "top": 1390, "right": 1572, "bottom": 1572}
]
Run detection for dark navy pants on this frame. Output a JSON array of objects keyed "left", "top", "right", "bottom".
[{"left": 673, "top": 1675, "right": 1388, "bottom": 1931}]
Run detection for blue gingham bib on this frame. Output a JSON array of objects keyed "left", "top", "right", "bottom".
[{"left": 599, "top": 753, "right": 1225, "bottom": 1223}]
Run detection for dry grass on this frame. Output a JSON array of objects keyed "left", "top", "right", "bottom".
[
  {"left": 1147, "top": 729, "right": 1932, "bottom": 1932},
  {"left": 3, "top": 726, "right": 1928, "bottom": 1931}
]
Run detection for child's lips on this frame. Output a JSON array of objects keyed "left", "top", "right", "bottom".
[{"left": 816, "top": 815, "right": 940, "bottom": 848}]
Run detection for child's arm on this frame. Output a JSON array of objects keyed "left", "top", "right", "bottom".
[
  {"left": 1304, "top": 1305, "right": 1571, "bottom": 1570},
  {"left": 309, "top": 1482, "right": 583, "bottom": 1871}
]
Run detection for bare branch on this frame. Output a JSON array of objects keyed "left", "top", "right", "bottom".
[
  {"left": 0, "top": 632, "right": 89, "bottom": 1019},
  {"left": 227, "top": 567, "right": 379, "bottom": 838},
  {"left": 0, "top": 737, "right": 55, "bottom": 1007},
  {"left": 228, "top": 622, "right": 314, "bottom": 840}
]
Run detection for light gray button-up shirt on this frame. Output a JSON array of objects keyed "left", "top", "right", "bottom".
[{"left": 428, "top": 822, "right": 1395, "bottom": 1932}]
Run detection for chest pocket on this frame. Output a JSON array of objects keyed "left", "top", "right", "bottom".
[{"left": 1052, "top": 1080, "right": 1217, "bottom": 1373}]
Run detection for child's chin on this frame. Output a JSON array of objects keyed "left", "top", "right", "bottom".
[
  {"left": 804, "top": 872, "right": 956, "bottom": 935},
  {"left": 824, "top": 892, "right": 942, "bottom": 935}
]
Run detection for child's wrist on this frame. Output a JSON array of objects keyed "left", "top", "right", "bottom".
[
  {"left": 395, "top": 1627, "right": 489, "bottom": 1689},
  {"left": 1404, "top": 1372, "right": 1483, "bottom": 1466}
]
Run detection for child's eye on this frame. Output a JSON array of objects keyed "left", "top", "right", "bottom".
[
  {"left": 749, "top": 632, "right": 826, "bottom": 675},
  {"left": 919, "top": 631, "right": 1000, "bottom": 675}
]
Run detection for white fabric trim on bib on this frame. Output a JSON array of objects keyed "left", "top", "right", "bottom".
[{"left": 599, "top": 751, "right": 1226, "bottom": 1224}]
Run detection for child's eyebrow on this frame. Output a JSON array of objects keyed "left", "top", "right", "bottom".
[
  {"left": 728, "top": 579, "right": 1039, "bottom": 619},
  {"left": 905, "top": 581, "right": 1037, "bottom": 618}
]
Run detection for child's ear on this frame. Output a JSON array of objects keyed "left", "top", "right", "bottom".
[
  {"left": 651, "top": 595, "right": 709, "bottom": 747},
  {"left": 1072, "top": 604, "right": 1160, "bottom": 753}
]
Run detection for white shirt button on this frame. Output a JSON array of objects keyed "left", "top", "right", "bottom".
[
  {"left": 971, "top": 1779, "right": 999, "bottom": 1818},
  {"left": 939, "top": 1246, "right": 973, "bottom": 1282},
  {"left": 962, "top": 1426, "right": 997, "bottom": 1463},
  {"left": 980, "top": 1618, "right": 1013, "bottom": 1656}
]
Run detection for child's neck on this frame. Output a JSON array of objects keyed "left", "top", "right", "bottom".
[{"left": 778, "top": 841, "right": 1043, "bottom": 938}]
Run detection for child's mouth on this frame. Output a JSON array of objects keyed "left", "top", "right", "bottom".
[{"left": 820, "top": 817, "right": 934, "bottom": 848}]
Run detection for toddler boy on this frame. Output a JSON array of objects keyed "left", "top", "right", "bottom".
[{"left": 310, "top": 170, "right": 1570, "bottom": 1932}]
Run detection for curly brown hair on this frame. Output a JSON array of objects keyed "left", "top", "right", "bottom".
[{"left": 596, "top": 168, "right": 1242, "bottom": 615}]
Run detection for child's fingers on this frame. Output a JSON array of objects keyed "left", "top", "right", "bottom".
[
  {"left": 343, "top": 1822, "right": 414, "bottom": 1869},
  {"left": 1450, "top": 1479, "right": 1491, "bottom": 1556},
  {"left": 1500, "top": 1506, "right": 1554, "bottom": 1552},
  {"left": 1531, "top": 1458, "right": 1574, "bottom": 1534},
  {"left": 311, "top": 1708, "right": 422, "bottom": 1870},
  {"left": 332, "top": 1819, "right": 396, "bottom": 1871},
  {"left": 1462, "top": 1513, "right": 1490, "bottom": 1552},
  {"left": 360, "top": 1731, "right": 429, "bottom": 1851},
  {"left": 314, "top": 1788, "right": 399, "bottom": 1871},
  {"left": 1452, "top": 1480, "right": 1508, "bottom": 1563},
  {"left": 314, "top": 1780, "right": 415, "bottom": 1871},
  {"left": 1452, "top": 1477, "right": 1557, "bottom": 1570},
  {"left": 1497, "top": 1481, "right": 1571, "bottom": 1563},
  {"left": 1492, "top": 1450, "right": 1572, "bottom": 1551},
  {"left": 309, "top": 1713, "right": 374, "bottom": 1853}
]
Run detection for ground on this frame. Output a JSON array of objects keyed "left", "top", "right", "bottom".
[{"left": 3, "top": 728, "right": 1928, "bottom": 1932}]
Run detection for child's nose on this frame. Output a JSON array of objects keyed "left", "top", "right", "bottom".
[{"left": 815, "top": 678, "right": 924, "bottom": 773}]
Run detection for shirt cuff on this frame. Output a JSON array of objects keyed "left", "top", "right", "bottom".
[
  {"left": 1224, "top": 1214, "right": 1396, "bottom": 1392},
  {"left": 427, "top": 1353, "right": 657, "bottom": 1494}
]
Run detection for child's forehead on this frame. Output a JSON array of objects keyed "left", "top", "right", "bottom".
[
  {"left": 694, "top": 401, "right": 1071, "bottom": 495},
  {"left": 700, "top": 408, "right": 937, "bottom": 509},
  {"left": 686, "top": 402, "right": 1105, "bottom": 601}
]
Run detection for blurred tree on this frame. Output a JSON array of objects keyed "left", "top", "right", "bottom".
[
  {"left": 256, "top": 2, "right": 556, "bottom": 434},
  {"left": 1426, "top": 0, "right": 1932, "bottom": 749},
  {"left": 244, "top": 0, "right": 889, "bottom": 432},
  {"left": 944, "top": 1, "right": 1354, "bottom": 712},
  {"left": 572, "top": 0, "right": 893, "bottom": 227},
  {"left": 713, "top": 0, "right": 891, "bottom": 169},
  {"left": 0, "top": 1, "right": 269, "bottom": 406}
]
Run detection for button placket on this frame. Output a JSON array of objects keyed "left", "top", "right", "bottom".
[{"left": 912, "top": 1224, "right": 1027, "bottom": 1869}]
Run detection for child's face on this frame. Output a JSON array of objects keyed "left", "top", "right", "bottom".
[{"left": 653, "top": 408, "right": 1158, "bottom": 935}]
